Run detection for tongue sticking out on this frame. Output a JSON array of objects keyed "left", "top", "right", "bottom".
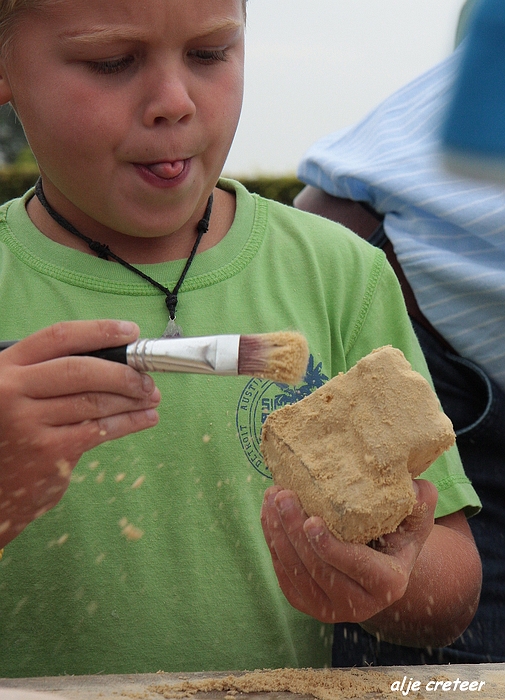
[{"left": 146, "top": 161, "right": 185, "bottom": 179}]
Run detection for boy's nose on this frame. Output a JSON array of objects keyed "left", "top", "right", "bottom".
[{"left": 142, "top": 69, "right": 196, "bottom": 127}]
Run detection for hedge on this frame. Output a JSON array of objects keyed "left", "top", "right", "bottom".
[
  {"left": 0, "top": 166, "right": 39, "bottom": 204},
  {"left": 235, "top": 175, "right": 305, "bottom": 205},
  {"left": 0, "top": 166, "right": 306, "bottom": 207}
]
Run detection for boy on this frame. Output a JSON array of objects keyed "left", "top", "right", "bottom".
[{"left": 0, "top": 0, "right": 481, "bottom": 678}]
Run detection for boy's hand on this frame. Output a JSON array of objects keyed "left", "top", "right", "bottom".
[
  {"left": 0, "top": 320, "right": 160, "bottom": 547},
  {"left": 260, "top": 479, "right": 437, "bottom": 624}
]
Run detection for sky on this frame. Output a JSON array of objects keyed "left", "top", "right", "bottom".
[{"left": 223, "top": 0, "right": 468, "bottom": 177}]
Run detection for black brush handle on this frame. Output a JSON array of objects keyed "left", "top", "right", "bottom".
[{"left": 0, "top": 340, "right": 128, "bottom": 364}]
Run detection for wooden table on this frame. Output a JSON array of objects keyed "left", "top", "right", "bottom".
[{"left": 1, "top": 664, "right": 504, "bottom": 700}]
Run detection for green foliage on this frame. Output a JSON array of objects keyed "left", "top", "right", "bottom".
[
  {"left": 237, "top": 175, "right": 305, "bottom": 206},
  {"left": 0, "top": 165, "right": 39, "bottom": 204},
  {"left": 14, "top": 146, "right": 37, "bottom": 167},
  {"left": 0, "top": 166, "right": 305, "bottom": 207},
  {"left": 0, "top": 105, "right": 28, "bottom": 165}
]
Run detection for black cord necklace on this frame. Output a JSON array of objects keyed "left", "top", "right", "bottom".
[{"left": 34, "top": 178, "right": 213, "bottom": 337}]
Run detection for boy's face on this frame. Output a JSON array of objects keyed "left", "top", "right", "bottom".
[{"left": 0, "top": 0, "right": 245, "bottom": 243}]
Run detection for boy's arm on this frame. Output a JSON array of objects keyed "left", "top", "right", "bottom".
[
  {"left": 0, "top": 320, "right": 160, "bottom": 549},
  {"left": 261, "top": 480, "right": 481, "bottom": 648}
]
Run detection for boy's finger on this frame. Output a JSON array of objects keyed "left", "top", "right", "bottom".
[
  {"left": 273, "top": 490, "right": 316, "bottom": 558},
  {"left": 261, "top": 488, "right": 311, "bottom": 586},
  {"left": 261, "top": 490, "right": 326, "bottom": 617},
  {"left": 268, "top": 490, "right": 331, "bottom": 596},
  {"left": 39, "top": 389, "right": 161, "bottom": 427},
  {"left": 2, "top": 320, "right": 139, "bottom": 366},
  {"left": 57, "top": 407, "right": 160, "bottom": 455},
  {"left": 20, "top": 356, "right": 157, "bottom": 400}
]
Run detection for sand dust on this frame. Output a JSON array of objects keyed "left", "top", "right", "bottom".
[{"left": 146, "top": 667, "right": 396, "bottom": 699}]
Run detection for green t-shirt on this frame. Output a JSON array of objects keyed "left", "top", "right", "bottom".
[{"left": 0, "top": 180, "right": 480, "bottom": 677}]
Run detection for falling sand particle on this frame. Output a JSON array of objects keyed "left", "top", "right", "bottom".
[
  {"left": 146, "top": 667, "right": 395, "bottom": 700},
  {"left": 131, "top": 475, "right": 146, "bottom": 489},
  {"left": 119, "top": 519, "right": 144, "bottom": 541},
  {"left": 55, "top": 459, "right": 72, "bottom": 478}
]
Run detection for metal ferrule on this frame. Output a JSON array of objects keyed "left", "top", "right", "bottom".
[{"left": 126, "top": 336, "right": 241, "bottom": 375}]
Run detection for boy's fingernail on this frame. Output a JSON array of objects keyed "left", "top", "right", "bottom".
[
  {"left": 144, "top": 409, "right": 159, "bottom": 423},
  {"left": 305, "top": 521, "right": 325, "bottom": 541},
  {"left": 118, "top": 321, "right": 137, "bottom": 335},
  {"left": 141, "top": 373, "right": 155, "bottom": 393},
  {"left": 275, "top": 493, "right": 295, "bottom": 514}
]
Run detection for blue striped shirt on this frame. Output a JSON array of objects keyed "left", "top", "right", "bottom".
[{"left": 298, "top": 47, "right": 505, "bottom": 393}]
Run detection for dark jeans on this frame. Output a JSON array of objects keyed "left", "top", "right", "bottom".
[{"left": 332, "top": 319, "right": 505, "bottom": 665}]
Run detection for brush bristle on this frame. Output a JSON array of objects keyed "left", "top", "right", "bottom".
[{"left": 238, "top": 332, "right": 309, "bottom": 384}]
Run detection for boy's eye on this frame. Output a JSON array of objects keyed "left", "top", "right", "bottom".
[
  {"left": 189, "top": 49, "right": 229, "bottom": 64},
  {"left": 86, "top": 55, "right": 135, "bottom": 75}
]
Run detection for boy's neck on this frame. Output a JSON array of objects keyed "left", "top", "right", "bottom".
[{"left": 26, "top": 186, "right": 236, "bottom": 264}]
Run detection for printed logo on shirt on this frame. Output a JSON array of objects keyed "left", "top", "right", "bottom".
[{"left": 236, "top": 355, "right": 328, "bottom": 476}]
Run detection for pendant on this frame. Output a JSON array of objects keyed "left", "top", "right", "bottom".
[{"left": 162, "top": 316, "right": 183, "bottom": 338}]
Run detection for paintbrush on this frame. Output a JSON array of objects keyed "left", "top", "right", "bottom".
[{"left": 0, "top": 332, "right": 309, "bottom": 384}]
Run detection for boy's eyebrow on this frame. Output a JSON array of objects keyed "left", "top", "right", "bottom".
[
  {"left": 59, "top": 26, "right": 147, "bottom": 44},
  {"left": 59, "top": 19, "right": 243, "bottom": 45}
]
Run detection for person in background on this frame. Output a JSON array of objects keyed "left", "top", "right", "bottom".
[{"left": 295, "top": 0, "right": 504, "bottom": 665}]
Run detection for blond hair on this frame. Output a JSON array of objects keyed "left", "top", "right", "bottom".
[
  {"left": 0, "top": 0, "right": 58, "bottom": 52},
  {"left": 0, "top": 0, "right": 34, "bottom": 38}
]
